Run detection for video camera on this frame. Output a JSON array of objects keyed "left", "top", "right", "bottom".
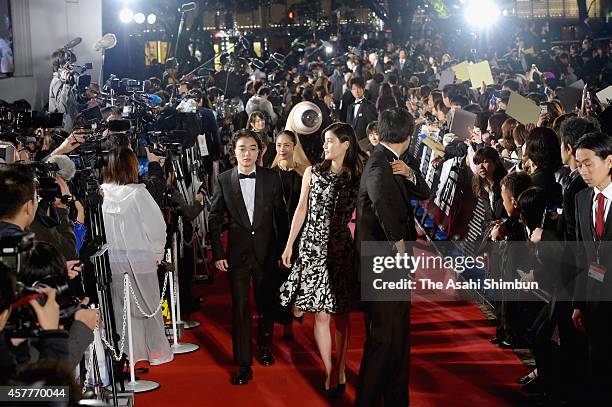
[{"left": 63, "top": 61, "right": 93, "bottom": 91}]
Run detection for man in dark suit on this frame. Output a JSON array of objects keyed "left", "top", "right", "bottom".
[
  {"left": 572, "top": 132, "right": 612, "bottom": 405},
  {"left": 346, "top": 77, "right": 378, "bottom": 141},
  {"left": 209, "top": 129, "right": 289, "bottom": 385},
  {"left": 555, "top": 117, "right": 597, "bottom": 402},
  {"left": 395, "top": 49, "right": 412, "bottom": 81},
  {"left": 355, "top": 107, "right": 430, "bottom": 406}
]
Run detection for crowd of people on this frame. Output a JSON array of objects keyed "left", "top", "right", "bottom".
[{"left": 0, "top": 19, "right": 611, "bottom": 406}]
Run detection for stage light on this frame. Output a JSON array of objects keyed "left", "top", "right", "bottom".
[
  {"left": 464, "top": 0, "right": 500, "bottom": 27},
  {"left": 119, "top": 8, "right": 133, "bottom": 23},
  {"left": 134, "top": 12, "right": 145, "bottom": 24},
  {"left": 147, "top": 13, "right": 157, "bottom": 24},
  {"left": 363, "top": 34, "right": 368, "bottom": 40}
]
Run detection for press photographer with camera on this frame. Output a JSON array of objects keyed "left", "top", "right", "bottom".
[
  {"left": 49, "top": 48, "right": 80, "bottom": 133},
  {"left": 0, "top": 261, "right": 68, "bottom": 385},
  {"left": 0, "top": 165, "right": 38, "bottom": 240},
  {"left": 0, "top": 164, "right": 81, "bottom": 275},
  {"left": 16, "top": 241, "right": 96, "bottom": 369}
]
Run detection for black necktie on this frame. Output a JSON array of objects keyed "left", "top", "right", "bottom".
[{"left": 239, "top": 172, "right": 256, "bottom": 180}]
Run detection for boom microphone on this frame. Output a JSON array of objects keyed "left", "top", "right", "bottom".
[{"left": 45, "top": 154, "right": 77, "bottom": 182}]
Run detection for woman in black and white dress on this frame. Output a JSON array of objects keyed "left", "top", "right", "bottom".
[{"left": 280, "top": 122, "right": 366, "bottom": 396}]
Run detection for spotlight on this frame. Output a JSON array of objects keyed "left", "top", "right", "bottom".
[
  {"left": 464, "top": 0, "right": 500, "bottom": 26},
  {"left": 119, "top": 8, "right": 133, "bottom": 24},
  {"left": 134, "top": 12, "right": 145, "bottom": 24},
  {"left": 147, "top": 13, "right": 157, "bottom": 24},
  {"left": 325, "top": 46, "right": 333, "bottom": 54},
  {"left": 363, "top": 34, "right": 368, "bottom": 40}
]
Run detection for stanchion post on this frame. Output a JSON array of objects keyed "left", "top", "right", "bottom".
[{"left": 123, "top": 273, "right": 160, "bottom": 393}]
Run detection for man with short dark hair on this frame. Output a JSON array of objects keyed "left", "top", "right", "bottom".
[
  {"left": 355, "top": 107, "right": 429, "bottom": 406},
  {"left": 573, "top": 131, "right": 612, "bottom": 405},
  {"left": 0, "top": 165, "right": 38, "bottom": 239},
  {"left": 209, "top": 129, "right": 288, "bottom": 385},
  {"left": 346, "top": 77, "right": 377, "bottom": 141}
]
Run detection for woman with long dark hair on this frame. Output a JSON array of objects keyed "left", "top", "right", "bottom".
[
  {"left": 279, "top": 122, "right": 366, "bottom": 396},
  {"left": 246, "top": 111, "right": 275, "bottom": 166},
  {"left": 472, "top": 146, "right": 508, "bottom": 221},
  {"left": 271, "top": 130, "right": 304, "bottom": 339},
  {"left": 376, "top": 82, "right": 398, "bottom": 113},
  {"left": 523, "top": 127, "right": 563, "bottom": 211}
]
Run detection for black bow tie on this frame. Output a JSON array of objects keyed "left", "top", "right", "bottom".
[
  {"left": 354, "top": 100, "right": 363, "bottom": 105},
  {"left": 239, "top": 172, "right": 256, "bottom": 180}
]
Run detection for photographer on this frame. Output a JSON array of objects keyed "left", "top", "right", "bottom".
[
  {"left": 0, "top": 261, "right": 69, "bottom": 384},
  {"left": 245, "top": 86, "right": 278, "bottom": 126},
  {"left": 0, "top": 165, "right": 79, "bottom": 272},
  {"left": 30, "top": 174, "right": 78, "bottom": 260},
  {"left": 48, "top": 49, "right": 80, "bottom": 133},
  {"left": 0, "top": 165, "right": 38, "bottom": 239},
  {"left": 16, "top": 242, "right": 96, "bottom": 369}
]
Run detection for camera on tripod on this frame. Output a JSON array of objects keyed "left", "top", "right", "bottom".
[{"left": 146, "top": 130, "right": 187, "bottom": 158}]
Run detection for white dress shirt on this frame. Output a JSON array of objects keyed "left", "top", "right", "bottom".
[
  {"left": 592, "top": 183, "right": 612, "bottom": 231},
  {"left": 238, "top": 169, "right": 256, "bottom": 225},
  {"left": 353, "top": 97, "right": 364, "bottom": 121}
]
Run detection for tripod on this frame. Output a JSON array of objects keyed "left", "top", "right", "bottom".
[
  {"left": 83, "top": 194, "right": 123, "bottom": 406},
  {"left": 168, "top": 151, "right": 202, "bottom": 329}
]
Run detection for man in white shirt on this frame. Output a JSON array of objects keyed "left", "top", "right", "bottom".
[
  {"left": 209, "top": 129, "right": 289, "bottom": 385},
  {"left": 346, "top": 77, "right": 377, "bottom": 141}
]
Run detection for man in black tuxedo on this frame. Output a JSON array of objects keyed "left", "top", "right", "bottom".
[
  {"left": 346, "top": 77, "right": 378, "bottom": 141},
  {"left": 209, "top": 129, "right": 289, "bottom": 385},
  {"left": 572, "top": 132, "right": 612, "bottom": 405},
  {"left": 355, "top": 107, "right": 430, "bottom": 406}
]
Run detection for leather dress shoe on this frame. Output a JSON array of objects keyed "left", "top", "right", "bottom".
[
  {"left": 259, "top": 347, "right": 275, "bottom": 366},
  {"left": 515, "top": 372, "right": 537, "bottom": 385},
  {"left": 231, "top": 367, "right": 253, "bottom": 385},
  {"left": 489, "top": 336, "right": 504, "bottom": 345},
  {"left": 521, "top": 376, "right": 544, "bottom": 394}
]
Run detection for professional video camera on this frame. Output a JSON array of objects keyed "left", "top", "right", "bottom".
[{"left": 106, "top": 75, "right": 145, "bottom": 96}]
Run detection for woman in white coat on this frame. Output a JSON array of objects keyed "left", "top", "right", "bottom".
[{"left": 101, "top": 147, "right": 173, "bottom": 366}]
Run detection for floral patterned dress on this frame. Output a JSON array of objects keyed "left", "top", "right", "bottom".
[{"left": 279, "top": 164, "right": 358, "bottom": 314}]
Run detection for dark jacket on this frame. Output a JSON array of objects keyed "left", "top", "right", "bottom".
[
  {"left": 531, "top": 168, "right": 562, "bottom": 210},
  {"left": 208, "top": 166, "right": 289, "bottom": 269},
  {"left": 30, "top": 207, "right": 77, "bottom": 260},
  {"left": 559, "top": 170, "right": 588, "bottom": 241},
  {"left": 346, "top": 99, "right": 378, "bottom": 141},
  {"left": 142, "top": 161, "right": 166, "bottom": 207},
  {"left": 356, "top": 144, "right": 430, "bottom": 247}
]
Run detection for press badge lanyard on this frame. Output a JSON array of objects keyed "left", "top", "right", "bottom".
[{"left": 590, "top": 202, "right": 606, "bottom": 283}]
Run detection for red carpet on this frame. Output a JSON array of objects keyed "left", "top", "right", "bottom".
[{"left": 134, "top": 273, "right": 529, "bottom": 406}]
